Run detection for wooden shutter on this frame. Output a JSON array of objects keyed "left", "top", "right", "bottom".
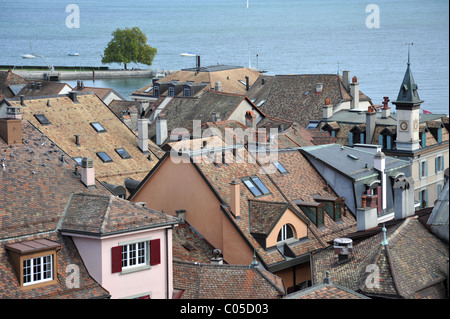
[
  {"left": 111, "top": 246, "right": 122, "bottom": 273},
  {"left": 150, "top": 239, "right": 161, "bottom": 265}
]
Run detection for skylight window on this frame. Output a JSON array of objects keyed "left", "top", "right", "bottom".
[
  {"left": 90, "top": 122, "right": 106, "bottom": 133},
  {"left": 34, "top": 114, "right": 51, "bottom": 125},
  {"left": 242, "top": 176, "right": 271, "bottom": 197},
  {"left": 73, "top": 157, "right": 82, "bottom": 165},
  {"left": 306, "top": 121, "right": 319, "bottom": 129},
  {"left": 115, "top": 148, "right": 131, "bottom": 159},
  {"left": 96, "top": 151, "right": 113, "bottom": 163},
  {"left": 274, "top": 161, "right": 288, "bottom": 174}
]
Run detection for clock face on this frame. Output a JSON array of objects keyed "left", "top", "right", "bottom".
[{"left": 400, "top": 121, "right": 408, "bottom": 131}]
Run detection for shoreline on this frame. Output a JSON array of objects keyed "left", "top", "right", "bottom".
[{"left": 5, "top": 68, "right": 176, "bottom": 81}]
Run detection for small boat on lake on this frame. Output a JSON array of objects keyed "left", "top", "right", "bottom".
[
  {"left": 21, "top": 54, "right": 36, "bottom": 59},
  {"left": 68, "top": 51, "right": 79, "bottom": 56},
  {"left": 180, "top": 52, "right": 196, "bottom": 57}
]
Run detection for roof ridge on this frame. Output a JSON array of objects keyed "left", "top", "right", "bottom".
[{"left": 99, "top": 195, "right": 114, "bottom": 234}]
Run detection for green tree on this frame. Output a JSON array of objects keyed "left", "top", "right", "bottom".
[{"left": 101, "top": 27, "right": 157, "bottom": 70}]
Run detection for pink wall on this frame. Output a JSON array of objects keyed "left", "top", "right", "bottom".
[{"left": 66, "top": 226, "right": 173, "bottom": 299}]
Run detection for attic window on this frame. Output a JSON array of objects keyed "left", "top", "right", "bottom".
[
  {"left": 274, "top": 161, "right": 288, "bottom": 174},
  {"left": 256, "top": 99, "right": 266, "bottom": 107},
  {"left": 242, "top": 176, "right": 271, "bottom": 197},
  {"left": 90, "top": 122, "right": 106, "bottom": 133},
  {"left": 96, "top": 151, "right": 113, "bottom": 163},
  {"left": 73, "top": 157, "right": 82, "bottom": 165},
  {"left": 115, "top": 148, "right": 131, "bottom": 159},
  {"left": 5, "top": 239, "right": 60, "bottom": 288},
  {"left": 34, "top": 114, "right": 51, "bottom": 125},
  {"left": 277, "top": 224, "right": 295, "bottom": 242},
  {"left": 306, "top": 121, "right": 319, "bottom": 129}
]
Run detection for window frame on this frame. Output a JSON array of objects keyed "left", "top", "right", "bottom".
[
  {"left": 23, "top": 254, "right": 54, "bottom": 286},
  {"left": 122, "top": 241, "right": 148, "bottom": 270},
  {"left": 115, "top": 148, "right": 132, "bottom": 159},
  {"left": 273, "top": 161, "right": 288, "bottom": 174},
  {"left": 34, "top": 114, "right": 51, "bottom": 125},
  {"left": 96, "top": 151, "right": 113, "bottom": 163},
  {"left": 277, "top": 224, "right": 295, "bottom": 243},
  {"left": 242, "top": 176, "right": 271, "bottom": 197},
  {"left": 90, "top": 122, "right": 107, "bottom": 133}
]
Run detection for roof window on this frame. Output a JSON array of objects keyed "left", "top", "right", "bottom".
[
  {"left": 115, "top": 148, "right": 131, "bottom": 159},
  {"left": 34, "top": 114, "right": 51, "bottom": 125},
  {"left": 242, "top": 176, "right": 271, "bottom": 197},
  {"left": 90, "top": 122, "right": 106, "bottom": 133},
  {"left": 96, "top": 151, "right": 113, "bottom": 163}
]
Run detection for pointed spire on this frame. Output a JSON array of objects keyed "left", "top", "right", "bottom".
[
  {"left": 392, "top": 44, "right": 423, "bottom": 106},
  {"left": 249, "top": 250, "right": 259, "bottom": 268}
]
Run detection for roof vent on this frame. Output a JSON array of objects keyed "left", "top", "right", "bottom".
[
  {"left": 211, "top": 249, "right": 223, "bottom": 265},
  {"left": 333, "top": 238, "right": 353, "bottom": 264}
]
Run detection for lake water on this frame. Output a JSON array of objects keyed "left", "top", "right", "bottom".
[{"left": 0, "top": 0, "right": 448, "bottom": 114}]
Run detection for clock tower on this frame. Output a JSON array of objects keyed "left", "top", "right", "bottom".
[{"left": 392, "top": 51, "right": 423, "bottom": 152}]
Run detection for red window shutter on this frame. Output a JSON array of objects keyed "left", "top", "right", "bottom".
[
  {"left": 150, "top": 239, "right": 161, "bottom": 265},
  {"left": 111, "top": 246, "right": 122, "bottom": 273}
]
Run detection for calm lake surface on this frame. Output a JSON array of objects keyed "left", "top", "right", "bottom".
[{"left": 0, "top": 0, "right": 448, "bottom": 114}]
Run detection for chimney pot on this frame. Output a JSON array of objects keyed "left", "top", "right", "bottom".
[
  {"left": 80, "top": 156, "right": 95, "bottom": 188},
  {"left": 175, "top": 209, "right": 186, "bottom": 222},
  {"left": 333, "top": 238, "right": 353, "bottom": 263}
]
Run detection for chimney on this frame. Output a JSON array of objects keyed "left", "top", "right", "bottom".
[
  {"left": 80, "top": 81, "right": 84, "bottom": 89},
  {"left": 155, "top": 115, "right": 167, "bottom": 146},
  {"left": 350, "top": 76, "right": 359, "bottom": 109},
  {"left": 357, "top": 204, "right": 378, "bottom": 231},
  {"left": 245, "top": 76, "right": 249, "bottom": 91},
  {"left": 374, "top": 151, "right": 387, "bottom": 211},
  {"left": 36, "top": 82, "right": 42, "bottom": 90},
  {"left": 211, "top": 249, "right": 223, "bottom": 265},
  {"left": 381, "top": 96, "right": 391, "bottom": 118},
  {"left": 342, "top": 70, "right": 350, "bottom": 92},
  {"left": 30, "top": 81, "right": 35, "bottom": 90},
  {"left": 333, "top": 238, "right": 353, "bottom": 264},
  {"left": 230, "top": 180, "right": 240, "bottom": 218},
  {"left": 322, "top": 98, "right": 333, "bottom": 120},
  {"left": 137, "top": 118, "right": 149, "bottom": 152},
  {"left": 6, "top": 104, "right": 22, "bottom": 120},
  {"left": 20, "top": 95, "right": 25, "bottom": 106},
  {"left": 365, "top": 108, "right": 376, "bottom": 144},
  {"left": 175, "top": 209, "right": 186, "bottom": 223},
  {"left": 196, "top": 55, "right": 201, "bottom": 70},
  {"left": 214, "top": 81, "right": 223, "bottom": 92},
  {"left": 261, "top": 78, "right": 265, "bottom": 85},
  {"left": 0, "top": 117, "right": 22, "bottom": 145},
  {"left": 211, "top": 113, "right": 217, "bottom": 123},
  {"left": 68, "top": 91, "right": 78, "bottom": 103},
  {"left": 80, "top": 157, "right": 95, "bottom": 188},
  {"left": 393, "top": 176, "right": 415, "bottom": 219}
]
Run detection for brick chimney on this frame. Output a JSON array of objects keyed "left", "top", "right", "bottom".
[
  {"left": 322, "top": 98, "right": 333, "bottom": 120},
  {"left": 230, "top": 180, "right": 240, "bottom": 218},
  {"left": 80, "top": 157, "right": 95, "bottom": 188},
  {"left": 381, "top": 96, "right": 391, "bottom": 118}
]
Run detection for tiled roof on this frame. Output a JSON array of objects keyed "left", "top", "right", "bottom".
[
  {"left": 133, "top": 66, "right": 261, "bottom": 97},
  {"left": 0, "top": 120, "right": 110, "bottom": 298},
  {"left": 0, "top": 70, "right": 27, "bottom": 100},
  {"left": 173, "top": 260, "right": 285, "bottom": 299},
  {"left": 4, "top": 93, "right": 163, "bottom": 188},
  {"left": 249, "top": 200, "right": 289, "bottom": 235},
  {"left": 0, "top": 120, "right": 110, "bottom": 239},
  {"left": 267, "top": 150, "right": 357, "bottom": 243},
  {"left": 192, "top": 147, "right": 324, "bottom": 268},
  {"left": 247, "top": 74, "right": 371, "bottom": 128},
  {"left": 148, "top": 90, "right": 248, "bottom": 145},
  {"left": 16, "top": 81, "right": 71, "bottom": 97},
  {"left": 0, "top": 232, "right": 110, "bottom": 299},
  {"left": 311, "top": 216, "right": 449, "bottom": 299},
  {"left": 172, "top": 223, "right": 216, "bottom": 263},
  {"left": 60, "top": 193, "right": 178, "bottom": 236},
  {"left": 285, "top": 280, "right": 369, "bottom": 299}
]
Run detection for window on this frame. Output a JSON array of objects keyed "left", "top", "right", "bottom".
[
  {"left": 34, "top": 114, "right": 51, "bottom": 125},
  {"left": 183, "top": 87, "right": 190, "bottom": 97},
  {"left": 419, "top": 160, "right": 428, "bottom": 179},
  {"left": 306, "top": 121, "right": 319, "bottom": 130},
  {"left": 90, "top": 122, "right": 106, "bottom": 133},
  {"left": 378, "top": 134, "right": 392, "bottom": 150},
  {"left": 153, "top": 86, "right": 160, "bottom": 97},
  {"left": 277, "top": 224, "right": 295, "bottom": 242},
  {"left": 419, "top": 189, "right": 428, "bottom": 208},
  {"left": 436, "top": 155, "right": 444, "bottom": 173},
  {"left": 122, "top": 242, "right": 147, "bottom": 269},
  {"left": 274, "top": 161, "right": 288, "bottom": 174},
  {"left": 115, "top": 148, "right": 131, "bottom": 159},
  {"left": 168, "top": 87, "right": 175, "bottom": 97},
  {"left": 297, "top": 203, "right": 324, "bottom": 227},
  {"left": 112, "top": 239, "right": 160, "bottom": 274},
  {"left": 97, "top": 151, "right": 113, "bottom": 163},
  {"left": 23, "top": 255, "right": 53, "bottom": 286},
  {"left": 73, "top": 157, "right": 82, "bottom": 165},
  {"left": 242, "top": 177, "right": 271, "bottom": 197}
]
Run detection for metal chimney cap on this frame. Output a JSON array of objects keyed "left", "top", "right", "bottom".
[{"left": 334, "top": 238, "right": 353, "bottom": 245}]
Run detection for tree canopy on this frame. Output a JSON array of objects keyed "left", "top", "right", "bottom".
[{"left": 101, "top": 27, "right": 157, "bottom": 70}]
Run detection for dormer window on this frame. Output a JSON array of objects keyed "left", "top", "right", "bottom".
[
  {"left": 168, "top": 87, "right": 175, "bottom": 97},
  {"left": 277, "top": 224, "right": 295, "bottom": 242},
  {"left": 34, "top": 114, "right": 51, "bottom": 125},
  {"left": 5, "top": 239, "right": 61, "bottom": 288},
  {"left": 183, "top": 87, "right": 191, "bottom": 97},
  {"left": 90, "top": 122, "right": 106, "bottom": 133},
  {"left": 242, "top": 176, "right": 271, "bottom": 197}
]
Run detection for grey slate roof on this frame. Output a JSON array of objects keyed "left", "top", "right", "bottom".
[{"left": 300, "top": 144, "right": 411, "bottom": 182}]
